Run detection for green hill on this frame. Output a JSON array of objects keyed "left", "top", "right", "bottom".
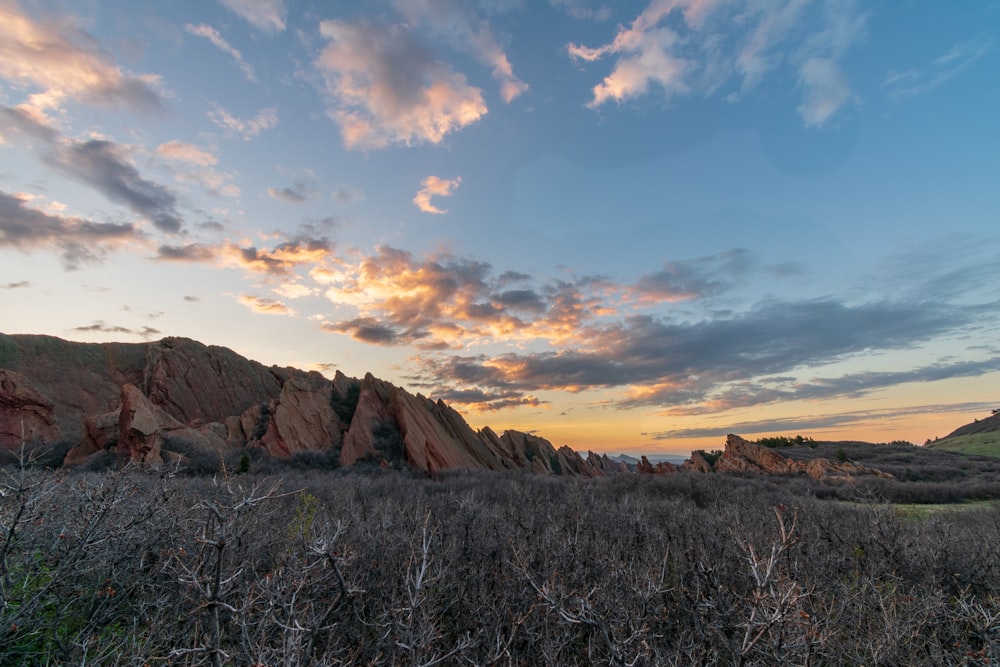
[{"left": 928, "top": 410, "right": 1000, "bottom": 456}]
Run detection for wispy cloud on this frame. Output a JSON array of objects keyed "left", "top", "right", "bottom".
[
  {"left": 550, "top": 0, "right": 611, "bottom": 22},
  {"left": 646, "top": 401, "right": 1000, "bottom": 440},
  {"left": 70, "top": 321, "right": 161, "bottom": 340},
  {"left": 208, "top": 105, "right": 278, "bottom": 140},
  {"left": 267, "top": 180, "right": 315, "bottom": 204},
  {"left": 314, "top": 19, "right": 487, "bottom": 149},
  {"left": 413, "top": 175, "right": 461, "bottom": 214},
  {"left": 0, "top": 0, "right": 164, "bottom": 117},
  {"left": 237, "top": 294, "right": 294, "bottom": 315},
  {"left": 333, "top": 184, "right": 364, "bottom": 206},
  {"left": 154, "top": 243, "right": 218, "bottom": 263},
  {"left": 568, "top": 0, "right": 866, "bottom": 125},
  {"left": 628, "top": 249, "right": 750, "bottom": 304},
  {"left": 156, "top": 140, "right": 239, "bottom": 198},
  {"left": 2, "top": 280, "right": 31, "bottom": 289},
  {"left": 218, "top": 0, "right": 287, "bottom": 33},
  {"left": 156, "top": 140, "right": 218, "bottom": 167},
  {"left": 882, "top": 35, "right": 994, "bottom": 99},
  {"left": 185, "top": 23, "right": 256, "bottom": 81},
  {"left": 390, "top": 0, "right": 528, "bottom": 103}
]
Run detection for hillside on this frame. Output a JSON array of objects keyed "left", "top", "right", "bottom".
[
  {"left": 0, "top": 333, "right": 618, "bottom": 476},
  {"left": 927, "top": 411, "right": 1000, "bottom": 456}
]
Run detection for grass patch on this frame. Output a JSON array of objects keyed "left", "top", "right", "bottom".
[
  {"left": 892, "top": 499, "right": 1000, "bottom": 519},
  {"left": 931, "top": 432, "right": 1000, "bottom": 457}
]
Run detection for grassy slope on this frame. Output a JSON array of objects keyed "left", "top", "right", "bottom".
[
  {"left": 930, "top": 431, "right": 1000, "bottom": 457},
  {"left": 928, "top": 410, "right": 1000, "bottom": 456}
]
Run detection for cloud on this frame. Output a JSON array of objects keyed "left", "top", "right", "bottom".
[
  {"left": 550, "top": 0, "right": 611, "bottom": 21},
  {"left": 218, "top": 0, "right": 287, "bottom": 33},
  {"left": 333, "top": 184, "right": 365, "bottom": 206},
  {"left": 413, "top": 296, "right": 984, "bottom": 409},
  {"left": 797, "top": 58, "right": 852, "bottom": 127},
  {"left": 208, "top": 106, "right": 278, "bottom": 140},
  {"left": 882, "top": 35, "right": 994, "bottom": 99},
  {"left": 413, "top": 175, "right": 461, "bottom": 214},
  {"left": 2, "top": 280, "right": 30, "bottom": 289},
  {"left": 267, "top": 181, "right": 314, "bottom": 203},
  {"left": 568, "top": 0, "right": 865, "bottom": 124},
  {"left": 390, "top": 0, "right": 528, "bottom": 103},
  {"left": 47, "top": 139, "right": 184, "bottom": 233},
  {"left": 646, "top": 401, "right": 1000, "bottom": 440},
  {"left": 70, "top": 321, "right": 162, "bottom": 340},
  {"left": 237, "top": 294, "right": 294, "bottom": 315},
  {"left": 185, "top": 23, "right": 255, "bottom": 81},
  {"left": 1, "top": 107, "right": 185, "bottom": 233},
  {"left": 629, "top": 248, "right": 750, "bottom": 304},
  {"left": 0, "top": 1, "right": 164, "bottom": 115},
  {"left": 222, "top": 238, "right": 333, "bottom": 277},
  {"left": 431, "top": 387, "right": 545, "bottom": 412},
  {"left": 0, "top": 189, "right": 140, "bottom": 269},
  {"left": 322, "top": 317, "right": 426, "bottom": 346},
  {"left": 155, "top": 140, "right": 238, "bottom": 198},
  {"left": 154, "top": 243, "right": 218, "bottom": 262},
  {"left": 319, "top": 246, "right": 612, "bottom": 350},
  {"left": 156, "top": 140, "right": 218, "bottom": 167},
  {"left": 183, "top": 295, "right": 200, "bottom": 302},
  {"left": 315, "top": 19, "right": 487, "bottom": 149}
]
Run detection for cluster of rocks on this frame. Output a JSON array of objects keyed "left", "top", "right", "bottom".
[
  {"left": 0, "top": 334, "right": 623, "bottom": 476},
  {"left": 637, "top": 434, "right": 893, "bottom": 482}
]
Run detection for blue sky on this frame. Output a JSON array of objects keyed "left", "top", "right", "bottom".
[{"left": 1, "top": 0, "right": 998, "bottom": 455}]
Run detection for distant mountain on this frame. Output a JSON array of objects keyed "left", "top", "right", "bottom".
[{"left": 0, "top": 333, "right": 621, "bottom": 476}]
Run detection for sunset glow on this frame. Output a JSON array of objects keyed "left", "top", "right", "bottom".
[{"left": 2, "top": 0, "right": 998, "bottom": 456}]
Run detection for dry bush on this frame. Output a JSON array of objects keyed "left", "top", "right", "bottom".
[{"left": 2, "top": 464, "right": 1000, "bottom": 665}]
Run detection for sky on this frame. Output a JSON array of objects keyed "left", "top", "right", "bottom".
[{"left": 1, "top": 0, "right": 999, "bottom": 457}]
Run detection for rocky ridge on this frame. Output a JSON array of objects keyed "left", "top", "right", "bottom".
[
  {"left": 640, "top": 433, "right": 894, "bottom": 481},
  {"left": 0, "top": 333, "right": 615, "bottom": 476}
]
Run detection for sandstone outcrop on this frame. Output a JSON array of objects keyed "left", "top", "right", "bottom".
[
  {"left": 682, "top": 451, "right": 713, "bottom": 473},
  {"left": 686, "top": 434, "right": 893, "bottom": 481},
  {"left": 586, "top": 451, "right": 629, "bottom": 474},
  {"left": 715, "top": 435, "right": 799, "bottom": 474},
  {"left": 259, "top": 373, "right": 343, "bottom": 457},
  {"left": 0, "top": 333, "right": 285, "bottom": 451},
  {"left": 62, "top": 410, "right": 119, "bottom": 466},
  {"left": 117, "top": 384, "right": 228, "bottom": 466},
  {"left": 1, "top": 333, "right": 603, "bottom": 477},
  {"left": 636, "top": 455, "right": 677, "bottom": 475},
  {"left": 0, "top": 368, "right": 60, "bottom": 450},
  {"left": 142, "top": 337, "right": 285, "bottom": 426}
]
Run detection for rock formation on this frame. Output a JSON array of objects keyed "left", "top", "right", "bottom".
[
  {"left": 670, "top": 434, "right": 893, "bottom": 481},
  {"left": 636, "top": 456, "right": 677, "bottom": 475},
  {"left": 0, "top": 333, "right": 603, "bottom": 477}
]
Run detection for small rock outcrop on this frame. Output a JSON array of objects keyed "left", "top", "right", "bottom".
[
  {"left": 0, "top": 369, "right": 60, "bottom": 450},
  {"left": 690, "top": 434, "right": 893, "bottom": 481},
  {"left": 118, "top": 384, "right": 227, "bottom": 466},
  {"left": 715, "top": 435, "right": 799, "bottom": 474},
  {"left": 636, "top": 456, "right": 677, "bottom": 475}
]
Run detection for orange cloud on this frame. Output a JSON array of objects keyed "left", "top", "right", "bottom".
[
  {"left": 413, "top": 175, "right": 461, "bottom": 214},
  {"left": 237, "top": 294, "right": 294, "bottom": 315},
  {"left": 315, "top": 20, "right": 487, "bottom": 149},
  {"left": 156, "top": 140, "right": 218, "bottom": 167},
  {"left": 0, "top": 1, "right": 163, "bottom": 115}
]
